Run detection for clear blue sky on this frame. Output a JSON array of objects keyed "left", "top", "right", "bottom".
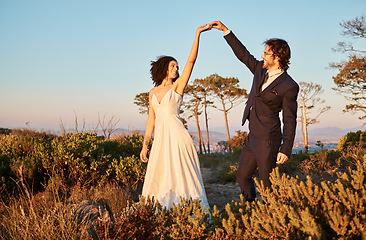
[{"left": 1, "top": 0, "right": 365, "bottom": 134}]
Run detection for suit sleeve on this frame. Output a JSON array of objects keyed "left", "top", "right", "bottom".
[
  {"left": 279, "top": 83, "right": 299, "bottom": 157},
  {"left": 224, "top": 32, "right": 259, "bottom": 74}
]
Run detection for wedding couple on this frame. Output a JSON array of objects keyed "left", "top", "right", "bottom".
[{"left": 139, "top": 21, "right": 299, "bottom": 209}]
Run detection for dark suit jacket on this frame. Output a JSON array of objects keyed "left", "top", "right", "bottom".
[{"left": 224, "top": 32, "right": 299, "bottom": 157}]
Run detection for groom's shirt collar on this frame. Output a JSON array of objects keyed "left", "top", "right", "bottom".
[{"left": 261, "top": 69, "right": 284, "bottom": 91}]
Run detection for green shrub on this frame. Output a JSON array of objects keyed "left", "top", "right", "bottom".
[
  {"left": 338, "top": 141, "right": 366, "bottom": 166},
  {"left": 0, "top": 128, "right": 11, "bottom": 135},
  {"left": 299, "top": 149, "right": 340, "bottom": 175},
  {"left": 228, "top": 130, "right": 248, "bottom": 149},
  {"left": 219, "top": 163, "right": 238, "bottom": 183},
  {"left": 94, "top": 196, "right": 162, "bottom": 239},
  {"left": 199, "top": 153, "right": 240, "bottom": 184},
  {"left": 232, "top": 146, "right": 242, "bottom": 155},
  {"left": 0, "top": 134, "right": 48, "bottom": 192},
  {"left": 337, "top": 130, "right": 366, "bottom": 150},
  {"left": 107, "top": 155, "right": 146, "bottom": 191},
  {"left": 119, "top": 132, "right": 146, "bottom": 157},
  {"left": 279, "top": 150, "right": 310, "bottom": 174},
  {"left": 213, "top": 157, "right": 366, "bottom": 239},
  {"left": 45, "top": 133, "right": 108, "bottom": 190},
  {"left": 0, "top": 130, "right": 147, "bottom": 196},
  {"left": 94, "top": 196, "right": 212, "bottom": 239},
  {"left": 1, "top": 129, "right": 366, "bottom": 239}
]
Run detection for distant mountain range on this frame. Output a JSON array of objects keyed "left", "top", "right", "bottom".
[
  {"left": 97, "top": 126, "right": 366, "bottom": 152},
  {"left": 113, "top": 126, "right": 364, "bottom": 145},
  {"left": 294, "top": 126, "right": 363, "bottom": 143}
]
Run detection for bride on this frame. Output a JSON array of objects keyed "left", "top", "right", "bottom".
[{"left": 139, "top": 24, "right": 211, "bottom": 209}]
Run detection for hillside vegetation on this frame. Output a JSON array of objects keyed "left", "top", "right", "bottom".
[{"left": 0, "top": 128, "right": 365, "bottom": 239}]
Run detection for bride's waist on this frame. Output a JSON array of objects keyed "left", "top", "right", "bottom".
[{"left": 155, "top": 116, "right": 182, "bottom": 123}]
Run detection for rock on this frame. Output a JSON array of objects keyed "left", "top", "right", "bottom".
[{"left": 68, "top": 200, "right": 110, "bottom": 239}]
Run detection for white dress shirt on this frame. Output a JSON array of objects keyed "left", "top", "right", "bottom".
[
  {"left": 261, "top": 69, "right": 283, "bottom": 91},
  {"left": 223, "top": 30, "right": 284, "bottom": 91}
]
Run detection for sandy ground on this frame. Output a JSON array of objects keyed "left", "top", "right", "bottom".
[{"left": 200, "top": 168, "right": 242, "bottom": 211}]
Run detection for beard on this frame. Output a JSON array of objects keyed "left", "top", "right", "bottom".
[{"left": 263, "top": 60, "right": 277, "bottom": 70}]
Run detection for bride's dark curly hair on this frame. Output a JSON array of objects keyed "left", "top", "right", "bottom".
[{"left": 150, "top": 56, "right": 179, "bottom": 86}]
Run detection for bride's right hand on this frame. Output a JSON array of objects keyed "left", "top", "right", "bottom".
[
  {"left": 140, "top": 147, "right": 148, "bottom": 162},
  {"left": 197, "top": 23, "right": 212, "bottom": 34}
]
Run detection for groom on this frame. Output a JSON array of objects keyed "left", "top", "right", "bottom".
[{"left": 211, "top": 21, "right": 299, "bottom": 202}]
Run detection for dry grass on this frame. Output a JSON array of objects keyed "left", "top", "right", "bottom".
[
  {"left": 0, "top": 194, "right": 81, "bottom": 239},
  {"left": 0, "top": 176, "right": 132, "bottom": 239}
]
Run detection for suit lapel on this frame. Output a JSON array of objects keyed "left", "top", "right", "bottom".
[
  {"left": 257, "top": 71, "right": 268, "bottom": 94},
  {"left": 260, "top": 72, "right": 286, "bottom": 95}
]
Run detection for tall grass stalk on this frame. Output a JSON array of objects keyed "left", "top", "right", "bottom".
[{"left": 0, "top": 185, "right": 81, "bottom": 239}]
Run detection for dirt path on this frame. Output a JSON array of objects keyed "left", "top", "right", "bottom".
[{"left": 201, "top": 168, "right": 242, "bottom": 211}]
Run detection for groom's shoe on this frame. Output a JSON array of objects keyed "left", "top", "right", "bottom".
[{"left": 242, "top": 188, "right": 256, "bottom": 203}]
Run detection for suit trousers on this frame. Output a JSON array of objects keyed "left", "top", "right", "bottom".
[{"left": 236, "top": 133, "right": 281, "bottom": 201}]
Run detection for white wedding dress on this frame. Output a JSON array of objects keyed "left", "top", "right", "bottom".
[{"left": 141, "top": 88, "right": 209, "bottom": 209}]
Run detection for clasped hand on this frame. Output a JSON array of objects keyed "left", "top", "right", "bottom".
[
  {"left": 197, "top": 23, "right": 213, "bottom": 33},
  {"left": 197, "top": 21, "right": 231, "bottom": 35}
]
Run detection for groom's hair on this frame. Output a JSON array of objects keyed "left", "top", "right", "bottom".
[
  {"left": 150, "top": 55, "right": 179, "bottom": 86},
  {"left": 264, "top": 38, "right": 291, "bottom": 70}
]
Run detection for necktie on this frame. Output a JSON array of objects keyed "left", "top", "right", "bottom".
[
  {"left": 263, "top": 72, "right": 269, "bottom": 84},
  {"left": 260, "top": 72, "right": 269, "bottom": 91}
]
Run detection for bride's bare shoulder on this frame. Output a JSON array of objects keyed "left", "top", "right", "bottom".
[
  {"left": 149, "top": 87, "right": 158, "bottom": 97},
  {"left": 150, "top": 87, "right": 158, "bottom": 93}
]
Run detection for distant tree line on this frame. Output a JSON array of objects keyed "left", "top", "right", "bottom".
[
  {"left": 331, "top": 15, "right": 366, "bottom": 125},
  {"left": 135, "top": 15, "right": 366, "bottom": 153},
  {"left": 134, "top": 74, "right": 248, "bottom": 153},
  {"left": 297, "top": 15, "right": 365, "bottom": 152}
]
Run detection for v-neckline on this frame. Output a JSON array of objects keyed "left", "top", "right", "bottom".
[{"left": 153, "top": 88, "right": 173, "bottom": 104}]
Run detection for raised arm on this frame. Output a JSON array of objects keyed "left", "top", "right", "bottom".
[
  {"left": 140, "top": 90, "right": 156, "bottom": 162},
  {"left": 211, "top": 20, "right": 259, "bottom": 74},
  {"left": 174, "top": 24, "right": 211, "bottom": 95}
]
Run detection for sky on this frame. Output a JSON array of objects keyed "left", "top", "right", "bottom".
[{"left": 1, "top": 0, "right": 366, "bottom": 136}]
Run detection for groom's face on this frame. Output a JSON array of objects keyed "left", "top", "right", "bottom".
[{"left": 262, "top": 45, "right": 279, "bottom": 71}]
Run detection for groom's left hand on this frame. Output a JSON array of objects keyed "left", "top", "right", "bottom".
[{"left": 276, "top": 152, "right": 289, "bottom": 164}]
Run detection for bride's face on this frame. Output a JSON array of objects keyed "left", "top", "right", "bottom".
[{"left": 166, "top": 60, "right": 179, "bottom": 80}]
